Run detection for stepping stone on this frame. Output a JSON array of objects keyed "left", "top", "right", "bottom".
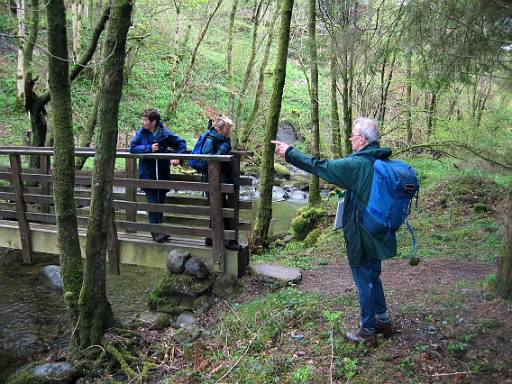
[{"left": 249, "top": 263, "right": 302, "bottom": 286}]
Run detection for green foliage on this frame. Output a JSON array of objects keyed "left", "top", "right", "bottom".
[
  {"left": 303, "top": 227, "right": 321, "bottom": 247},
  {"left": 335, "top": 357, "right": 358, "bottom": 381},
  {"left": 398, "top": 358, "right": 415, "bottom": 378},
  {"left": 322, "top": 310, "right": 342, "bottom": 323},
  {"left": 290, "top": 365, "right": 313, "bottom": 383},
  {"left": 485, "top": 273, "right": 497, "bottom": 289}
]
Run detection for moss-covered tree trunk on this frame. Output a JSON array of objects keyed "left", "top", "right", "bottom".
[
  {"left": 252, "top": 0, "right": 294, "bottom": 247},
  {"left": 22, "top": 0, "right": 47, "bottom": 168},
  {"left": 308, "top": 0, "right": 320, "bottom": 206},
  {"left": 498, "top": 184, "right": 512, "bottom": 300},
  {"left": 78, "top": 0, "right": 132, "bottom": 348},
  {"left": 330, "top": 33, "right": 342, "bottom": 158},
  {"left": 75, "top": 92, "right": 99, "bottom": 170},
  {"left": 47, "top": 0, "right": 83, "bottom": 321}
]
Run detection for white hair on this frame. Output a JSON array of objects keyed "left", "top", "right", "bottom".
[{"left": 354, "top": 117, "right": 380, "bottom": 144}]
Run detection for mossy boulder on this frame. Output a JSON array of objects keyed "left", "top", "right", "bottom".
[
  {"left": 147, "top": 273, "right": 215, "bottom": 311},
  {"left": 153, "top": 313, "right": 173, "bottom": 330},
  {"left": 167, "top": 250, "right": 191, "bottom": 274},
  {"left": 153, "top": 295, "right": 211, "bottom": 315},
  {"left": 291, "top": 206, "right": 327, "bottom": 241},
  {"left": 212, "top": 274, "right": 239, "bottom": 298},
  {"left": 8, "top": 362, "right": 75, "bottom": 384}
]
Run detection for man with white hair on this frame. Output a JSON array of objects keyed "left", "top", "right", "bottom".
[{"left": 272, "top": 117, "right": 395, "bottom": 347}]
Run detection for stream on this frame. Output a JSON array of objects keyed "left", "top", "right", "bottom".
[{"left": 0, "top": 184, "right": 308, "bottom": 381}]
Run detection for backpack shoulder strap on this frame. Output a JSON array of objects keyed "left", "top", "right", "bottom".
[{"left": 204, "top": 134, "right": 220, "bottom": 154}]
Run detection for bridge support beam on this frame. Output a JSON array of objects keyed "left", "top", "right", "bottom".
[{"left": 0, "top": 220, "right": 245, "bottom": 276}]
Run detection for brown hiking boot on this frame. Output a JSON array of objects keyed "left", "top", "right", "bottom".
[
  {"left": 375, "top": 319, "right": 395, "bottom": 338},
  {"left": 345, "top": 328, "right": 377, "bottom": 347}
]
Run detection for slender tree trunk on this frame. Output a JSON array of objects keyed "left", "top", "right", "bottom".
[
  {"left": 165, "top": 0, "right": 224, "bottom": 118},
  {"left": 475, "top": 77, "right": 491, "bottom": 128},
  {"left": 341, "top": 50, "right": 352, "bottom": 155},
  {"left": 71, "top": 0, "right": 84, "bottom": 59},
  {"left": 227, "top": 0, "right": 239, "bottom": 121},
  {"left": 497, "top": 184, "right": 512, "bottom": 300},
  {"left": 330, "top": 33, "right": 341, "bottom": 157},
  {"left": 78, "top": 0, "right": 132, "bottom": 348},
  {"left": 16, "top": 0, "right": 25, "bottom": 101},
  {"left": 252, "top": 0, "right": 294, "bottom": 247},
  {"left": 241, "top": 0, "right": 280, "bottom": 145},
  {"left": 426, "top": 91, "right": 436, "bottom": 140},
  {"left": 405, "top": 51, "right": 412, "bottom": 144},
  {"left": 46, "top": 0, "right": 83, "bottom": 322},
  {"left": 22, "top": 0, "right": 45, "bottom": 168},
  {"left": 75, "top": 92, "right": 100, "bottom": 170},
  {"left": 170, "top": 0, "right": 182, "bottom": 99},
  {"left": 308, "top": 0, "right": 320, "bottom": 206},
  {"left": 378, "top": 52, "right": 396, "bottom": 131},
  {"left": 233, "top": 0, "right": 268, "bottom": 149},
  {"left": 24, "top": 4, "right": 109, "bottom": 163}
]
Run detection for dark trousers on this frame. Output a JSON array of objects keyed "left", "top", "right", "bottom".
[
  {"left": 145, "top": 189, "right": 166, "bottom": 224},
  {"left": 351, "top": 259, "right": 388, "bottom": 330}
]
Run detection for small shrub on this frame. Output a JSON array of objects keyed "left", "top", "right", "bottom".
[{"left": 485, "top": 273, "right": 497, "bottom": 289}]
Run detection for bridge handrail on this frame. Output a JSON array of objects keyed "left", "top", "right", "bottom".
[
  {"left": 0, "top": 147, "right": 234, "bottom": 162},
  {"left": 0, "top": 146, "right": 247, "bottom": 273}
]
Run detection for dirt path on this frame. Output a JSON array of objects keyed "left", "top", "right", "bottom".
[
  {"left": 299, "top": 257, "right": 492, "bottom": 297},
  {"left": 297, "top": 258, "right": 512, "bottom": 383}
]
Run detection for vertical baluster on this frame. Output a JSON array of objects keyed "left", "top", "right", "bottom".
[
  {"left": 125, "top": 157, "right": 137, "bottom": 232},
  {"left": 208, "top": 160, "right": 224, "bottom": 272},
  {"left": 10, "top": 154, "right": 32, "bottom": 263},
  {"left": 40, "top": 154, "right": 51, "bottom": 214}
]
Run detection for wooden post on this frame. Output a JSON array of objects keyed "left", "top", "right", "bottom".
[
  {"left": 125, "top": 157, "right": 137, "bottom": 232},
  {"left": 10, "top": 154, "right": 32, "bottom": 263},
  {"left": 227, "top": 155, "right": 240, "bottom": 243},
  {"left": 40, "top": 155, "right": 51, "bottom": 214},
  {"left": 208, "top": 160, "right": 225, "bottom": 272},
  {"left": 107, "top": 208, "right": 120, "bottom": 275}
]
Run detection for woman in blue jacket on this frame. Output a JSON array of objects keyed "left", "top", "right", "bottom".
[
  {"left": 199, "top": 115, "right": 240, "bottom": 251},
  {"left": 130, "top": 108, "right": 187, "bottom": 242}
]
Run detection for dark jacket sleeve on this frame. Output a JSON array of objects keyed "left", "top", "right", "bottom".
[
  {"left": 130, "top": 130, "right": 151, "bottom": 154},
  {"left": 165, "top": 130, "right": 187, "bottom": 153},
  {"left": 285, "top": 147, "right": 363, "bottom": 190}
]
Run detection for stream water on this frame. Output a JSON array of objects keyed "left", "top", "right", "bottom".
[{"left": 0, "top": 196, "right": 304, "bottom": 381}]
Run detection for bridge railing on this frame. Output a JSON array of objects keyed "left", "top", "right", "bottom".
[{"left": 0, "top": 147, "right": 252, "bottom": 274}]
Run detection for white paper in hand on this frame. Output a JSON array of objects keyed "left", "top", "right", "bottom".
[{"left": 333, "top": 199, "right": 344, "bottom": 230}]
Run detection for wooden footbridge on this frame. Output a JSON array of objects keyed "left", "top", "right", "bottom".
[{"left": 0, "top": 147, "right": 252, "bottom": 276}]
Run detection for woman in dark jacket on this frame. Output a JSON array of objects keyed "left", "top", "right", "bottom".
[
  {"left": 200, "top": 116, "right": 240, "bottom": 250},
  {"left": 130, "top": 108, "right": 187, "bottom": 242}
]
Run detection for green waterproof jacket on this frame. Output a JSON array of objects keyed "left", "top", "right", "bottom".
[{"left": 285, "top": 142, "right": 396, "bottom": 267}]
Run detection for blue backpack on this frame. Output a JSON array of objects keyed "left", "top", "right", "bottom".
[
  {"left": 361, "top": 157, "right": 420, "bottom": 256},
  {"left": 189, "top": 133, "right": 219, "bottom": 173}
]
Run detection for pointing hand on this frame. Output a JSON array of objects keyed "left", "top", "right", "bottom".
[{"left": 271, "top": 140, "right": 290, "bottom": 158}]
